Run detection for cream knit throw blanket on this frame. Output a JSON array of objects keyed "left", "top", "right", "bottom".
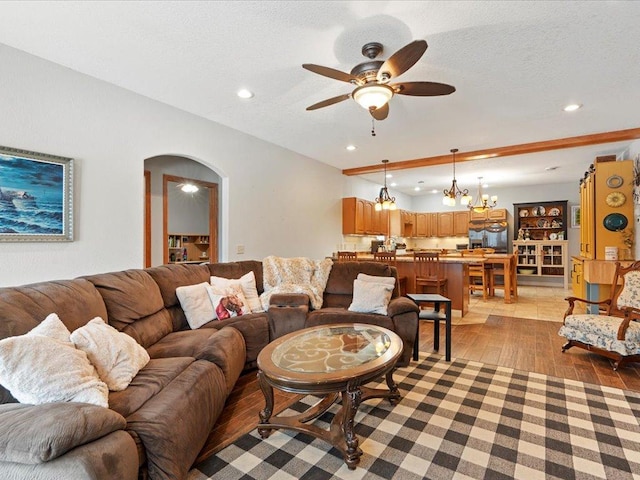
[{"left": 260, "top": 256, "right": 333, "bottom": 310}]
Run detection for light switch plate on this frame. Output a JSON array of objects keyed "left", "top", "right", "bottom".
[{"left": 236, "top": 245, "right": 245, "bottom": 254}]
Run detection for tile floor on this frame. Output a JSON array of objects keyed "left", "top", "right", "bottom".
[{"left": 456, "top": 284, "right": 579, "bottom": 324}]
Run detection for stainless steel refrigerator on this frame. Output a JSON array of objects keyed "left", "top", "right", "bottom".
[{"left": 468, "top": 220, "right": 508, "bottom": 252}]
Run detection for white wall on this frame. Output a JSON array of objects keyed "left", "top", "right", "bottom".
[{"left": 0, "top": 44, "right": 343, "bottom": 286}]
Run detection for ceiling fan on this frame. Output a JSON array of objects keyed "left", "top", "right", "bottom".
[{"left": 302, "top": 40, "right": 455, "bottom": 120}]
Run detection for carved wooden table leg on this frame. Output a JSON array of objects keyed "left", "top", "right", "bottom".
[
  {"left": 341, "top": 385, "right": 363, "bottom": 469},
  {"left": 385, "top": 369, "right": 401, "bottom": 405},
  {"left": 257, "top": 370, "right": 274, "bottom": 438}
]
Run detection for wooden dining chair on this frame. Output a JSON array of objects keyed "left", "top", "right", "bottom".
[
  {"left": 461, "top": 249, "right": 490, "bottom": 300},
  {"left": 337, "top": 251, "right": 357, "bottom": 261},
  {"left": 413, "top": 251, "right": 447, "bottom": 296}
]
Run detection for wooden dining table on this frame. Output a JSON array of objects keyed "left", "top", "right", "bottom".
[{"left": 483, "top": 253, "right": 518, "bottom": 303}]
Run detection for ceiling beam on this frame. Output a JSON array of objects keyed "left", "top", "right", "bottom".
[{"left": 342, "top": 127, "right": 640, "bottom": 176}]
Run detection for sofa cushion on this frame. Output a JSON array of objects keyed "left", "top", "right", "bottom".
[
  {"left": 323, "top": 262, "right": 397, "bottom": 308},
  {"left": 146, "top": 327, "right": 246, "bottom": 394},
  {"left": 0, "top": 402, "right": 126, "bottom": 464},
  {"left": 208, "top": 261, "right": 265, "bottom": 294},
  {"left": 70, "top": 317, "right": 150, "bottom": 391},
  {"left": 145, "top": 264, "right": 211, "bottom": 331},
  {"left": 306, "top": 307, "right": 395, "bottom": 331},
  {"left": 0, "top": 314, "right": 108, "bottom": 407},
  {"left": 84, "top": 270, "right": 173, "bottom": 348}
]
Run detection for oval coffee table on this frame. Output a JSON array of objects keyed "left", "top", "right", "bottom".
[{"left": 256, "top": 323, "right": 403, "bottom": 469}]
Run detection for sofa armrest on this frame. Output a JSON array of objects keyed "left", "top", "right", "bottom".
[
  {"left": 387, "top": 296, "right": 420, "bottom": 318},
  {"left": 268, "top": 294, "right": 309, "bottom": 340},
  {"left": 269, "top": 293, "right": 310, "bottom": 307},
  {"left": 0, "top": 402, "right": 126, "bottom": 464}
]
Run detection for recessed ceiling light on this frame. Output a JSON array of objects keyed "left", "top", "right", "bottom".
[
  {"left": 390, "top": 182, "right": 397, "bottom": 187},
  {"left": 563, "top": 103, "right": 582, "bottom": 112},
  {"left": 386, "top": 173, "right": 393, "bottom": 178},
  {"left": 346, "top": 145, "right": 357, "bottom": 151},
  {"left": 237, "top": 89, "right": 254, "bottom": 99},
  {"left": 482, "top": 183, "right": 489, "bottom": 188},
  {"left": 414, "top": 187, "right": 421, "bottom": 192},
  {"left": 431, "top": 189, "right": 438, "bottom": 194}
]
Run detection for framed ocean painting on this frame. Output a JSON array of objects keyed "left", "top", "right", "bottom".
[{"left": 0, "top": 146, "right": 73, "bottom": 242}]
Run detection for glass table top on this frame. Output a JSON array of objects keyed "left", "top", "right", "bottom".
[{"left": 271, "top": 325, "right": 392, "bottom": 373}]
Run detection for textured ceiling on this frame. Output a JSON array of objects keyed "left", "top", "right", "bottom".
[{"left": 0, "top": 1, "right": 639, "bottom": 195}]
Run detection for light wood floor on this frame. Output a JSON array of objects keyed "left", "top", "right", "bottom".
[{"left": 195, "top": 286, "right": 640, "bottom": 463}]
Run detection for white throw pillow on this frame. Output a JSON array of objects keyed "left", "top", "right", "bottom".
[
  {"left": 210, "top": 271, "right": 263, "bottom": 312},
  {"left": 348, "top": 279, "right": 395, "bottom": 315},
  {"left": 0, "top": 314, "right": 109, "bottom": 407},
  {"left": 70, "top": 317, "right": 150, "bottom": 392},
  {"left": 176, "top": 282, "right": 216, "bottom": 329},
  {"left": 357, "top": 273, "right": 396, "bottom": 286},
  {"left": 206, "top": 286, "right": 251, "bottom": 320}
]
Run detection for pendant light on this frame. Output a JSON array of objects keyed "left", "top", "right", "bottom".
[
  {"left": 374, "top": 159, "right": 397, "bottom": 211},
  {"left": 468, "top": 177, "right": 498, "bottom": 213},
  {"left": 442, "top": 148, "right": 471, "bottom": 207}
]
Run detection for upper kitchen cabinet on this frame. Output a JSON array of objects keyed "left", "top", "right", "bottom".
[
  {"left": 514, "top": 201, "right": 568, "bottom": 241},
  {"left": 342, "top": 197, "right": 388, "bottom": 236},
  {"left": 389, "top": 209, "right": 415, "bottom": 237},
  {"left": 470, "top": 208, "right": 507, "bottom": 221},
  {"left": 415, "top": 212, "right": 437, "bottom": 237},
  {"left": 453, "top": 211, "right": 470, "bottom": 236},
  {"left": 437, "top": 212, "right": 454, "bottom": 236}
]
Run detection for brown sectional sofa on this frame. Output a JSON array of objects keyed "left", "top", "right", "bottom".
[{"left": 0, "top": 260, "right": 418, "bottom": 480}]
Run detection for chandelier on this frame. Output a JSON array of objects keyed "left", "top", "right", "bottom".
[
  {"left": 374, "top": 159, "right": 397, "bottom": 211},
  {"left": 468, "top": 177, "right": 498, "bottom": 213},
  {"left": 442, "top": 148, "right": 471, "bottom": 207}
]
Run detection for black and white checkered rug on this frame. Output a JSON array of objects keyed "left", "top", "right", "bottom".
[{"left": 189, "top": 355, "right": 640, "bottom": 480}]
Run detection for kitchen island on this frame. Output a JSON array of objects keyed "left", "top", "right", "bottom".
[{"left": 346, "top": 253, "right": 479, "bottom": 316}]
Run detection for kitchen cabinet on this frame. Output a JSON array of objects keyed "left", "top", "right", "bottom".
[
  {"left": 514, "top": 201, "right": 568, "bottom": 241},
  {"left": 453, "top": 211, "right": 470, "bottom": 236},
  {"left": 437, "top": 212, "right": 454, "bottom": 237},
  {"left": 415, "top": 212, "right": 437, "bottom": 237},
  {"left": 469, "top": 208, "right": 506, "bottom": 221},
  {"left": 513, "top": 240, "right": 569, "bottom": 288},
  {"left": 342, "top": 197, "right": 388, "bottom": 236},
  {"left": 390, "top": 209, "right": 415, "bottom": 237}
]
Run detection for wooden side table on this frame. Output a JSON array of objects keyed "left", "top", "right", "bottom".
[{"left": 406, "top": 293, "right": 452, "bottom": 361}]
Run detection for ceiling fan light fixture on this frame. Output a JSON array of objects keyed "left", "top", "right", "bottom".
[{"left": 353, "top": 84, "right": 394, "bottom": 110}]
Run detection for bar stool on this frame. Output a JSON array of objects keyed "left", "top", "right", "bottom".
[
  {"left": 413, "top": 251, "right": 447, "bottom": 296},
  {"left": 337, "top": 251, "right": 357, "bottom": 261},
  {"left": 373, "top": 251, "right": 407, "bottom": 295}
]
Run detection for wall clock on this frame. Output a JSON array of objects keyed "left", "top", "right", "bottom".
[{"left": 605, "top": 191, "right": 626, "bottom": 207}]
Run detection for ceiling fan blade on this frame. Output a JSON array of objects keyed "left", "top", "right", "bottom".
[
  {"left": 370, "top": 103, "right": 389, "bottom": 121},
  {"left": 302, "top": 64, "right": 359, "bottom": 84},
  {"left": 392, "top": 81, "right": 456, "bottom": 96},
  {"left": 377, "top": 40, "right": 428, "bottom": 82},
  {"left": 306, "top": 93, "right": 351, "bottom": 111}
]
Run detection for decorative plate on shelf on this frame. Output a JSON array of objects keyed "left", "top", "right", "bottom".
[
  {"left": 605, "top": 191, "right": 626, "bottom": 207},
  {"left": 537, "top": 218, "right": 547, "bottom": 227},
  {"left": 532, "top": 206, "right": 545, "bottom": 216},
  {"left": 548, "top": 207, "right": 560, "bottom": 216},
  {"left": 549, "top": 233, "right": 558, "bottom": 240},
  {"left": 519, "top": 209, "right": 529, "bottom": 217},
  {"left": 606, "top": 175, "right": 624, "bottom": 188},
  {"left": 603, "top": 213, "right": 628, "bottom": 232}
]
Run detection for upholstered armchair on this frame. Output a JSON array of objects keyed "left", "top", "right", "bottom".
[{"left": 558, "top": 261, "right": 640, "bottom": 370}]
